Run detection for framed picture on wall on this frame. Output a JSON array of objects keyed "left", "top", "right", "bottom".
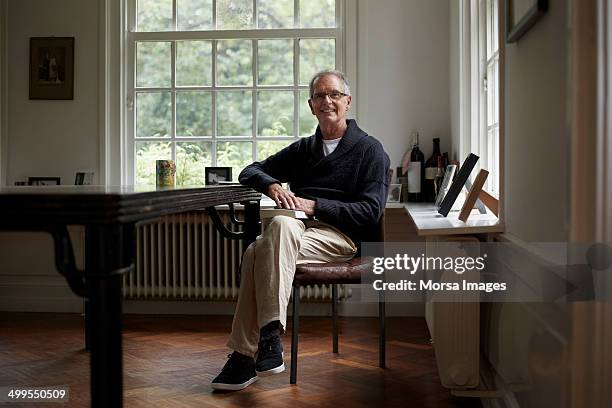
[
  {"left": 29, "top": 37, "right": 75, "bottom": 100},
  {"left": 506, "top": 0, "right": 548, "bottom": 43}
]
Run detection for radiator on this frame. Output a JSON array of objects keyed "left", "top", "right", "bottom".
[
  {"left": 425, "top": 236, "right": 480, "bottom": 389},
  {"left": 123, "top": 211, "right": 346, "bottom": 301}
]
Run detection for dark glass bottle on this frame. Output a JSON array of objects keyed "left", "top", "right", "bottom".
[
  {"left": 407, "top": 132, "right": 424, "bottom": 202},
  {"left": 423, "top": 138, "right": 442, "bottom": 202}
]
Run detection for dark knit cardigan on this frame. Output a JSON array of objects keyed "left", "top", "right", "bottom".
[{"left": 239, "top": 119, "right": 391, "bottom": 248}]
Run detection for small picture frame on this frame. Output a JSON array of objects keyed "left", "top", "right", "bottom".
[
  {"left": 387, "top": 183, "right": 402, "bottom": 203},
  {"left": 438, "top": 154, "right": 480, "bottom": 217},
  {"left": 434, "top": 164, "right": 457, "bottom": 208},
  {"left": 205, "top": 167, "right": 232, "bottom": 185},
  {"left": 29, "top": 37, "right": 75, "bottom": 100},
  {"left": 28, "top": 176, "right": 61, "bottom": 186},
  {"left": 74, "top": 171, "right": 95, "bottom": 185}
]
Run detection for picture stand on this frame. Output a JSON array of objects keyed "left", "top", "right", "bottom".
[
  {"left": 478, "top": 189, "right": 499, "bottom": 216},
  {"left": 458, "top": 169, "right": 489, "bottom": 222}
]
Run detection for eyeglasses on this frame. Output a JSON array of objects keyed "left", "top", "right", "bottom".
[{"left": 310, "top": 91, "right": 349, "bottom": 102}]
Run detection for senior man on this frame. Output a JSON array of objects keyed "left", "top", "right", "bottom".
[{"left": 211, "top": 69, "right": 390, "bottom": 391}]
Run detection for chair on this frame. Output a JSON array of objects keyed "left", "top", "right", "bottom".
[{"left": 289, "top": 209, "right": 387, "bottom": 384}]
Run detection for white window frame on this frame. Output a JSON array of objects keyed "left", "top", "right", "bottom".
[
  {"left": 460, "top": 0, "right": 502, "bottom": 200},
  {"left": 120, "top": 0, "right": 350, "bottom": 186}
]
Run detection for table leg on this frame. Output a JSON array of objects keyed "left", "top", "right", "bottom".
[
  {"left": 242, "top": 200, "right": 261, "bottom": 247},
  {"left": 84, "top": 297, "right": 91, "bottom": 351},
  {"left": 85, "top": 225, "right": 127, "bottom": 408}
]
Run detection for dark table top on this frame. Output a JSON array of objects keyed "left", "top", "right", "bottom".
[{"left": 0, "top": 185, "right": 261, "bottom": 225}]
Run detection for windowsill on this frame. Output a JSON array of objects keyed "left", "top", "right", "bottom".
[{"left": 405, "top": 202, "right": 504, "bottom": 237}]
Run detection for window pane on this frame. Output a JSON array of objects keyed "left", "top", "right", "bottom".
[
  {"left": 258, "top": 39, "right": 293, "bottom": 86},
  {"left": 257, "top": 40, "right": 293, "bottom": 85},
  {"left": 486, "top": 0, "right": 492, "bottom": 59},
  {"left": 137, "top": 0, "right": 173, "bottom": 32},
  {"left": 257, "top": 140, "right": 291, "bottom": 160},
  {"left": 299, "top": 39, "right": 335, "bottom": 85},
  {"left": 136, "top": 92, "right": 171, "bottom": 138},
  {"left": 217, "top": 0, "right": 253, "bottom": 29},
  {"left": 136, "top": 141, "right": 172, "bottom": 186},
  {"left": 494, "top": 59, "right": 499, "bottom": 124},
  {"left": 217, "top": 91, "right": 252, "bottom": 136},
  {"left": 177, "top": 92, "right": 212, "bottom": 136},
  {"left": 216, "top": 142, "right": 252, "bottom": 179},
  {"left": 177, "top": 0, "right": 213, "bottom": 31},
  {"left": 258, "top": 0, "right": 293, "bottom": 28},
  {"left": 257, "top": 91, "right": 293, "bottom": 136},
  {"left": 493, "top": 0, "right": 499, "bottom": 54},
  {"left": 300, "top": 0, "right": 335, "bottom": 28},
  {"left": 137, "top": 42, "right": 171, "bottom": 88},
  {"left": 299, "top": 90, "right": 317, "bottom": 136},
  {"left": 217, "top": 40, "right": 253, "bottom": 86},
  {"left": 176, "top": 41, "right": 212, "bottom": 86},
  {"left": 176, "top": 142, "right": 212, "bottom": 185}
]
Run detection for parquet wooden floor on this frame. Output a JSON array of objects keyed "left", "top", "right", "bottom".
[{"left": 0, "top": 313, "right": 481, "bottom": 408}]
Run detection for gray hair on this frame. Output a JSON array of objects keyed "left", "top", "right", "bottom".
[{"left": 308, "top": 69, "right": 352, "bottom": 98}]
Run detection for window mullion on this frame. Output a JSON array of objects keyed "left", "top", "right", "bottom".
[
  {"left": 294, "top": 38, "right": 299, "bottom": 139},
  {"left": 172, "top": 0, "right": 177, "bottom": 31},
  {"left": 212, "top": 39, "right": 217, "bottom": 166},
  {"left": 171, "top": 40, "right": 177, "bottom": 164},
  {"left": 252, "top": 39, "right": 258, "bottom": 160},
  {"left": 212, "top": 0, "right": 217, "bottom": 29}
]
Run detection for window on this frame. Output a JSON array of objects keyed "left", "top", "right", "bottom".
[
  {"left": 126, "top": 0, "right": 342, "bottom": 186},
  {"left": 481, "top": 0, "right": 500, "bottom": 196},
  {"left": 461, "top": 0, "right": 500, "bottom": 197}
]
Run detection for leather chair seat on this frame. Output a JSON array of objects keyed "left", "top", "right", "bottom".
[{"left": 294, "top": 257, "right": 373, "bottom": 285}]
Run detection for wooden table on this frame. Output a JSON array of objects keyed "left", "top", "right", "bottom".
[{"left": 0, "top": 185, "right": 261, "bottom": 408}]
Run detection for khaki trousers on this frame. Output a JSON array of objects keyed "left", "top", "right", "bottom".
[{"left": 227, "top": 215, "right": 357, "bottom": 357}]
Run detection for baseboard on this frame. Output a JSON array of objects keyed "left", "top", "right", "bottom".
[{"left": 0, "top": 292, "right": 424, "bottom": 317}]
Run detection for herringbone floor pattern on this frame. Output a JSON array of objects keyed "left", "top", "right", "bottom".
[{"left": 0, "top": 313, "right": 481, "bottom": 408}]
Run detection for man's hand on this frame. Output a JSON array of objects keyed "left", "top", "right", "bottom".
[
  {"left": 266, "top": 184, "right": 316, "bottom": 216},
  {"left": 294, "top": 197, "right": 316, "bottom": 217},
  {"left": 267, "top": 183, "right": 299, "bottom": 210}
]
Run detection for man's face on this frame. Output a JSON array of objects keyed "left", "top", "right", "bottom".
[{"left": 308, "top": 74, "right": 352, "bottom": 127}]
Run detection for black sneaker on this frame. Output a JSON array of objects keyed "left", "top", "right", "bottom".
[
  {"left": 211, "top": 352, "right": 257, "bottom": 391},
  {"left": 255, "top": 335, "right": 285, "bottom": 376}
]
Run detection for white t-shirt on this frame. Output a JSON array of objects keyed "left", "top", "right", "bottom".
[{"left": 322, "top": 138, "right": 341, "bottom": 156}]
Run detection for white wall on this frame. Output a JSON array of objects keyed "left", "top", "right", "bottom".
[
  {"left": 358, "top": 0, "right": 451, "bottom": 166},
  {"left": 0, "top": 0, "right": 99, "bottom": 312},
  {"left": 6, "top": 0, "right": 99, "bottom": 185},
  {"left": 504, "top": 0, "right": 569, "bottom": 241}
]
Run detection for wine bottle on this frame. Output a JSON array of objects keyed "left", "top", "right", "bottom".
[
  {"left": 434, "top": 155, "right": 445, "bottom": 201},
  {"left": 423, "top": 138, "right": 442, "bottom": 202},
  {"left": 407, "top": 132, "right": 424, "bottom": 202}
]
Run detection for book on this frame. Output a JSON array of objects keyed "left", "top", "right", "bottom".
[{"left": 260, "top": 208, "right": 309, "bottom": 219}]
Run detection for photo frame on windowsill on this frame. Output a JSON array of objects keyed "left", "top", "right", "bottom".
[
  {"left": 28, "top": 177, "right": 61, "bottom": 186},
  {"left": 29, "top": 37, "right": 75, "bottom": 100},
  {"left": 205, "top": 167, "right": 232, "bottom": 185},
  {"left": 506, "top": 0, "right": 548, "bottom": 43},
  {"left": 438, "top": 153, "right": 479, "bottom": 217}
]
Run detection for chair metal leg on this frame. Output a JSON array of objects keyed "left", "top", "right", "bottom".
[
  {"left": 290, "top": 285, "right": 300, "bottom": 384},
  {"left": 379, "top": 290, "right": 386, "bottom": 368},
  {"left": 332, "top": 284, "right": 338, "bottom": 353}
]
